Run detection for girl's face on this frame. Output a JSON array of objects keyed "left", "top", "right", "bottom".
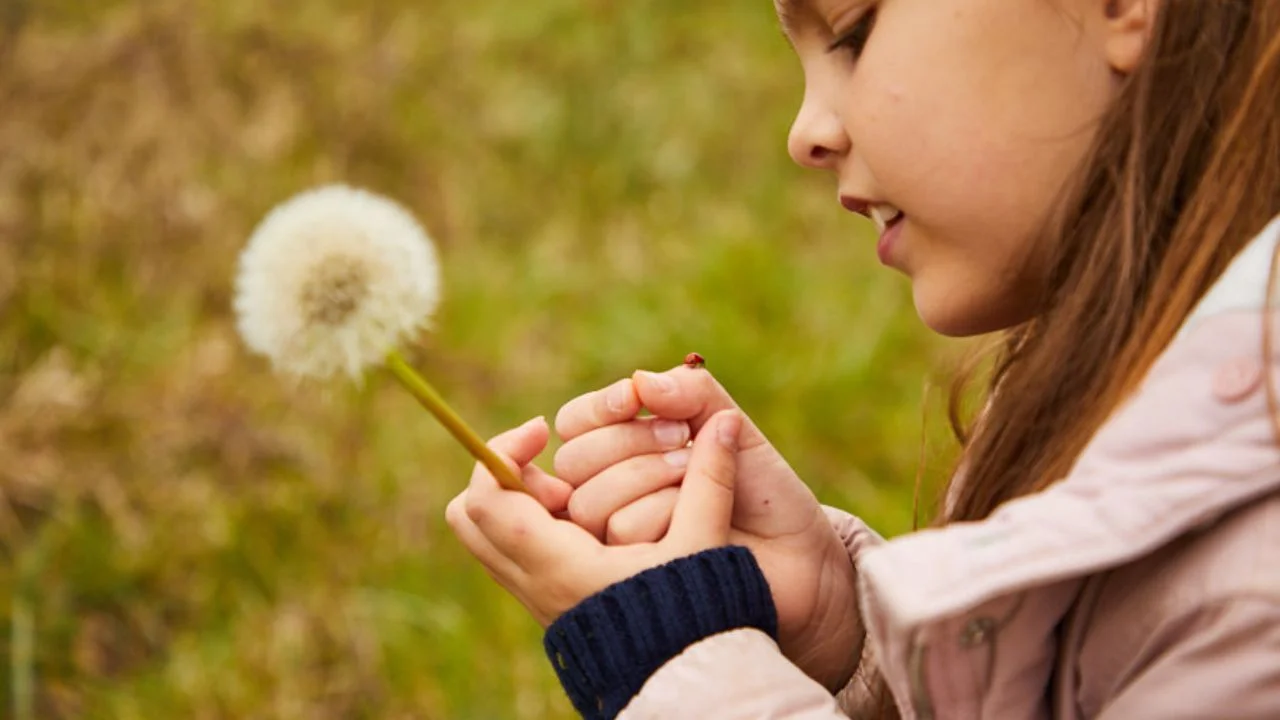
[{"left": 782, "top": 0, "right": 1133, "bottom": 335}]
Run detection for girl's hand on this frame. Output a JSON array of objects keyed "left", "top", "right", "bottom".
[
  {"left": 446, "top": 410, "right": 744, "bottom": 627},
  {"left": 549, "top": 375, "right": 692, "bottom": 543},
  {"left": 551, "top": 366, "right": 862, "bottom": 692}
]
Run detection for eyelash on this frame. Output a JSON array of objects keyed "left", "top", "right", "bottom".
[{"left": 826, "top": 9, "right": 878, "bottom": 58}]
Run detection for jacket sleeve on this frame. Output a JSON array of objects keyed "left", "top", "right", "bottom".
[
  {"left": 1096, "top": 596, "right": 1280, "bottom": 719},
  {"left": 616, "top": 508, "right": 885, "bottom": 719},
  {"left": 824, "top": 507, "right": 888, "bottom": 719},
  {"left": 619, "top": 628, "right": 852, "bottom": 719}
]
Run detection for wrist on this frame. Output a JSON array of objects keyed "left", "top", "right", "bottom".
[
  {"left": 543, "top": 546, "right": 778, "bottom": 719},
  {"left": 790, "top": 610, "right": 864, "bottom": 693},
  {"left": 783, "top": 542, "right": 864, "bottom": 692}
]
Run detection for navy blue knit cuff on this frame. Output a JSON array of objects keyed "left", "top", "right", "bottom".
[{"left": 543, "top": 546, "right": 777, "bottom": 720}]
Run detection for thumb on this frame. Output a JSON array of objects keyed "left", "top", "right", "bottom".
[
  {"left": 632, "top": 367, "right": 767, "bottom": 453},
  {"left": 668, "top": 410, "right": 742, "bottom": 548},
  {"left": 633, "top": 366, "right": 738, "bottom": 430}
]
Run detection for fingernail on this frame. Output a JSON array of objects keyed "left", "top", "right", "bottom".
[
  {"left": 663, "top": 448, "right": 691, "bottom": 468},
  {"left": 653, "top": 420, "right": 689, "bottom": 448},
  {"left": 605, "top": 380, "right": 632, "bottom": 414},
  {"left": 523, "top": 416, "right": 546, "bottom": 430},
  {"left": 638, "top": 371, "right": 676, "bottom": 394},
  {"left": 717, "top": 412, "right": 741, "bottom": 450}
]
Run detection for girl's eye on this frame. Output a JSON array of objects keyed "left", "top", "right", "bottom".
[{"left": 826, "top": 9, "right": 877, "bottom": 59}]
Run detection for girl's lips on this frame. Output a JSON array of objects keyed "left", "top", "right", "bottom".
[
  {"left": 840, "top": 195, "right": 871, "bottom": 215},
  {"left": 876, "top": 213, "right": 906, "bottom": 266},
  {"left": 837, "top": 195, "right": 906, "bottom": 266}
]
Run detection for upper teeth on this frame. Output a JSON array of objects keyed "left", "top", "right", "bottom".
[{"left": 870, "top": 205, "right": 903, "bottom": 232}]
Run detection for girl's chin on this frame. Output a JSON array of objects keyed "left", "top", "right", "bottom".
[{"left": 912, "top": 281, "right": 1024, "bottom": 338}]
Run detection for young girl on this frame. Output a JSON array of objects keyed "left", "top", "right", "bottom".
[{"left": 447, "top": 0, "right": 1280, "bottom": 717}]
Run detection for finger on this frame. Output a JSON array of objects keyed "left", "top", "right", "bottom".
[
  {"left": 566, "top": 450, "right": 691, "bottom": 541},
  {"left": 668, "top": 410, "right": 741, "bottom": 548},
  {"left": 465, "top": 475, "right": 599, "bottom": 571},
  {"left": 465, "top": 420, "right": 607, "bottom": 569},
  {"left": 631, "top": 367, "right": 767, "bottom": 450},
  {"left": 448, "top": 493, "right": 579, "bottom": 628},
  {"left": 463, "top": 417, "right": 543, "bottom": 520},
  {"left": 465, "top": 418, "right": 569, "bottom": 559},
  {"left": 470, "top": 416, "right": 554, "bottom": 502},
  {"left": 470, "top": 417, "right": 572, "bottom": 512},
  {"left": 554, "top": 378, "right": 641, "bottom": 441},
  {"left": 524, "top": 464, "right": 574, "bottom": 514},
  {"left": 553, "top": 417, "right": 690, "bottom": 487},
  {"left": 446, "top": 492, "right": 523, "bottom": 581},
  {"left": 606, "top": 487, "right": 680, "bottom": 545}
]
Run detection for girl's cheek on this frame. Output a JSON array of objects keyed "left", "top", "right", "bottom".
[{"left": 881, "top": 78, "right": 906, "bottom": 104}]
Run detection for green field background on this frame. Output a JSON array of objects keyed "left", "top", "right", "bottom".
[{"left": 0, "top": 1, "right": 959, "bottom": 717}]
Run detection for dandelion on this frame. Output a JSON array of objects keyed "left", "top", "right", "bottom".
[{"left": 234, "top": 184, "right": 525, "bottom": 491}]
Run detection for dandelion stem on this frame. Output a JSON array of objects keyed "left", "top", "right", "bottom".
[{"left": 384, "top": 350, "right": 527, "bottom": 493}]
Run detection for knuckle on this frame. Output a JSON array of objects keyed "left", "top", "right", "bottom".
[
  {"left": 508, "top": 519, "right": 529, "bottom": 542},
  {"left": 691, "top": 367, "right": 716, "bottom": 392},
  {"left": 606, "top": 514, "right": 635, "bottom": 545},
  {"left": 608, "top": 514, "right": 657, "bottom": 545},
  {"left": 567, "top": 491, "right": 591, "bottom": 523},
  {"left": 486, "top": 432, "right": 521, "bottom": 458},
  {"left": 615, "top": 421, "right": 656, "bottom": 456},
  {"left": 700, "top": 448, "right": 735, "bottom": 478},
  {"left": 590, "top": 390, "right": 614, "bottom": 425},
  {"left": 554, "top": 389, "right": 601, "bottom": 440},
  {"left": 650, "top": 418, "right": 689, "bottom": 449},
  {"left": 553, "top": 401, "right": 582, "bottom": 440},
  {"left": 464, "top": 494, "right": 490, "bottom": 526},
  {"left": 552, "top": 413, "right": 571, "bottom": 440},
  {"left": 597, "top": 379, "right": 635, "bottom": 422},
  {"left": 445, "top": 495, "right": 465, "bottom": 527},
  {"left": 567, "top": 492, "right": 602, "bottom": 536},
  {"left": 552, "top": 443, "right": 578, "bottom": 481},
  {"left": 697, "top": 375, "right": 732, "bottom": 410},
  {"left": 706, "top": 467, "right": 736, "bottom": 494}
]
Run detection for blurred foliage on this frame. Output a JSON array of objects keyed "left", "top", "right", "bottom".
[{"left": 0, "top": 0, "right": 961, "bottom": 717}]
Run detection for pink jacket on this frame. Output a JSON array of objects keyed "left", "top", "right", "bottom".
[{"left": 620, "top": 215, "right": 1280, "bottom": 719}]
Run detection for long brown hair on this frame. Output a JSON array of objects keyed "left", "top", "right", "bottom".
[
  {"left": 946, "top": 0, "right": 1280, "bottom": 524},
  {"left": 870, "top": 0, "right": 1280, "bottom": 715}
]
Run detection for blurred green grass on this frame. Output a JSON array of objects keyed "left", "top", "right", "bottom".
[{"left": 0, "top": 1, "right": 958, "bottom": 717}]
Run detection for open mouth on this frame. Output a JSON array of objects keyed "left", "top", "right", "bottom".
[{"left": 870, "top": 205, "right": 904, "bottom": 234}]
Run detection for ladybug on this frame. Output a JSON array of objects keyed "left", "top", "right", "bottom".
[{"left": 683, "top": 352, "right": 706, "bottom": 369}]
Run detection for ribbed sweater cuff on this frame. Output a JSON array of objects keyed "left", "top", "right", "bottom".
[{"left": 542, "top": 546, "right": 777, "bottom": 720}]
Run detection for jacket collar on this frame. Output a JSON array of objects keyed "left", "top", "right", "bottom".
[{"left": 1180, "top": 213, "right": 1280, "bottom": 338}]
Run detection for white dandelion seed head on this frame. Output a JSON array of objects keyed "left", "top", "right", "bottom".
[{"left": 233, "top": 184, "right": 441, "bottom": 380}]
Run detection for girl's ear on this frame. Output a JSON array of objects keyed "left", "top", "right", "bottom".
[{"left": 1103, "top": 0, "right": 1160, "bottom": 74}]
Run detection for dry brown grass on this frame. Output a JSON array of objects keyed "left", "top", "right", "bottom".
[{"left": 0, "top": 2, "right": 947, "bottom": 716}]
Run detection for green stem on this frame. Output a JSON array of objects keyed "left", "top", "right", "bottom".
[{"left": 384, "top": 350, "right": 527, "bottom": 493}]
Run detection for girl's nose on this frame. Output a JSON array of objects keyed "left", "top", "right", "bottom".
[{"left": 787, "top": 91, "right": 850, "bottom": 171}]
